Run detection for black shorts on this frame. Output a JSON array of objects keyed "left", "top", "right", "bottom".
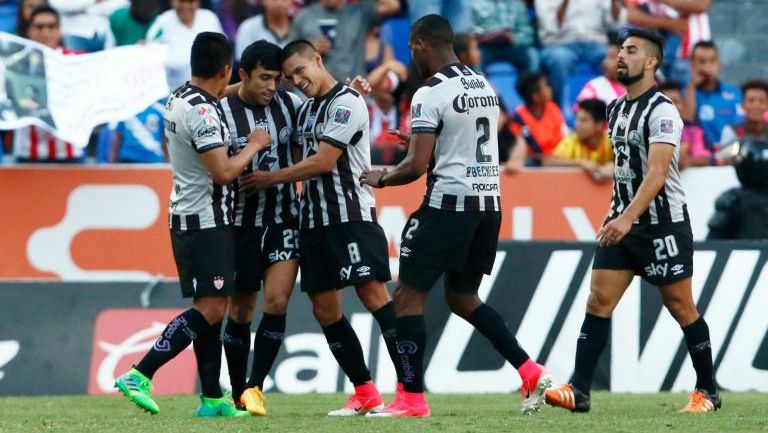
[
  {"left": 398, "top": 206, "right": 501, "bottom": 293},
  {"left": 235, "top": 223, "right": 299, "bottom": 292},
  {"left": 298, "top": 221, "right": 391, "bottom": 293},
  {"left": 593, "top": 221, "right": 694, "bottom": 286},
  {"left": 170, "top": 226, "right": 236, "bottom": 298}
]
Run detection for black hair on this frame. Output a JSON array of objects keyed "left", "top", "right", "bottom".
[
  {"left": 453, "top": 33, "right": 474, "bottom": 59},
  {"left": 659, "top": 79, "right": 683, "bottom": 93},
  {"left": 620, "top": 27, "right": 664, "bottom": 70},
  {"left": 190, "top": 32, "right": 232, "bottom": 78},
  {"left": 280, "top": 39, "right": 316, "bottom": 63},
  {"left": 27, "top": 5, "right": 59, "bottom": 29},
  {"left": 516, "top": 72, "right": 545, "bottom": 105},
  {"left": 691, "top": 40, "right": 717, "bottom": 58},
  {"left": 240, "top": 39, "right": 282, "bottom": 73},
  {"left": 740, "top": 78, "right": 768, "bottom": 97},
  {"left": 411, "top": 14, "right": 453, "bottom": 47},
  {"left": 577, "top": 98, "right": 607, "bottom": 123}
]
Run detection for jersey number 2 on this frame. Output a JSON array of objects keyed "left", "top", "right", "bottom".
[{"left": 476, "top": 117, "right": 492, "bottom": 163}]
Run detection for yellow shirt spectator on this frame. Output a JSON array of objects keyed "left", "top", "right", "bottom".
[{"left": 552, "top": 132, "right": 613, "bottom": 165}]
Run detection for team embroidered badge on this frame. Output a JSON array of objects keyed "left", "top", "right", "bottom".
[{"left": 332, "top": 106, "right": 352, "bottom": 126}]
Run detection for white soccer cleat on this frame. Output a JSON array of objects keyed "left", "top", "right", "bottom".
[{"left": 520, "top": 368, "right": 553, "bottom": 415}]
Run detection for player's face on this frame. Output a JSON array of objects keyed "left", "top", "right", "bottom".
[
  {"left": 408, "top": 36, "right": 428, "bottom": 77},
  {"left": 743, "top": 88, "right": 768, "bottom": 122},
  {"left": 240, "top": 66, "right": 281, "bottom": 106},
  {"left": 536, "top": 77, "right": 553, "bottom": 103},
  {"left": 27, "top": 13, "right": 61, "bottom": 49},
  {"left": 603, "top": 44, "right": 619, "bottom": 81},
  {"left": 574, "top": 108, "right": 603, "bottom": 143},
  {"left": 172, "top": 0, "right": 199, "bottom": 24},
  {"left": 617, "top": 37, "right": 651, "bottom": 86},
  {"left": 282, "top": 51, "right": 321, "bottom": 98}
]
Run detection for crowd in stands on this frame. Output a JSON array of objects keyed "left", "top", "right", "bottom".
[{"left": 0, "top": 0, "right": 765, "bottom": 171}]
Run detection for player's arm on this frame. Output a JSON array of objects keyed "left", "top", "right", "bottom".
[
  {"left": 201, "top": 128, "right": 271, "bottom": 184},
  {"left": 361, "top": 131, "right": 435, "bottom": 188},
  {"left": 242, "top": 141, "right": 343, "bottom": 190}
]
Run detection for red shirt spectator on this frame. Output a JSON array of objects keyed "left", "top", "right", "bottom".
[{"left": 509, "top": 73, "right": 569, "bottom": 161}]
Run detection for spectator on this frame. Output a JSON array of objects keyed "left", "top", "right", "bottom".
[
  {"left": 575, "top": 39, "right": 625, "bottom": 106},
  {"left": 452, "top": 33, "right": 480, "bottom": 69},
  {"left": 218, "top": 0, "right": 258, "bottom": 40},
  {"left": 536, "top": 0, "right": 626, "bottom": 107},
  {"left": 544, "top": 98, "right": 613, "bottom": 182},
  {"left": 719, "top": 79, "right": 768, "bottom": 146},
  {"left": 660, "top": 80, "right": 710, "bottom": 169},
  {"left": 288, "top": 0, "right": 400, "bottom": 82},
  {"left": 409, "top": 0, "right": 472, "bottom": 34},
  {"left": 15, "top": 0, "right": 47, "bottom": 38},
  {"left": 49, "top": 0, "right": 116, "bottom": 51},
  {"left": 108, "top": 0, "right": 159, "bottom": 46},
  {"left": 682, "top": 41, "right": 743, "bottom": 149},
  {"left": 110, "top": 100, "right": 166, "bottom": 163},
  {"left": 146, "top": 0, "right": 224, "bottom": 90},
  {"left": 508, "top": 72, "right": 568, "bottom": 167},
  {"left": 472, "top": 0, "right": 538, "bottom": 74},
  {"left": 13, "top": 6, "right": 84, "bottom": 163},
  {"left": 236, "top": 0, "right": 291, "bottom": 57}
]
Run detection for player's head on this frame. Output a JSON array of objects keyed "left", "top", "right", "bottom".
[
  {"left": 239, "top": 40, "right": 283, "bottom": 106},
  {"left": 659, "top": 80, "right": 685, "bottom": 113},
  {"left": 27, "top": 6, "right": 61, "bottom": 49},
  {"left": 691, "top": 40, "right": 719, "bottom": 87},
  {"left": 190, "top": 32, "right": 233, "bottom": 92},
  {"left": 740, "top": 79, "right": 768, "bottom": 122},
  {"left": 130, "top": 0, "right": 159, "bottom": 24},
  {"left": 617, "top": 28, "right": 664, "bottom": 86},
  {"left": 17, "top": 0, "right": 47, "bottom": 37},
  {"left": 575, "top": 98, "right": 607, "bottom": 143},
  {"left": 516, "top": 72, "right": 552, "bottom": 106},
  {"left": 409, "top": 14, "right": 453, "bottom": 77},
  {"left": 603, "top": 38, "right": 621, "bottom": 81},
  {"left": 172, "top": 0, "right": 199, "bottom": 25},
  {"left": 281, "top": 39, "right": 326, "bottom": 98},
  {"left": 453, "top": 33, "right": 479, "bottom": 69}
]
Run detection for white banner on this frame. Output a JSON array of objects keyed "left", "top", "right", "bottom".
[{"left": 0, "top": 32, "right": 168, "bottom": 148}]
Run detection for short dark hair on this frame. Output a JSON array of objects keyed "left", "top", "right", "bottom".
[
  {"left": 577, "top": 98, "right": 607, "bottom": 123},
  {"left": 691, "top": 40, "right": 717, "bottom": 58},
  {"left": 411, "top": 14, "right": 453, "bottom": 47},
  {"left": 453, "top": 33, "right": 474, "bottom": 59},
  {"left": 621, "top": 27, "right": 664, "bottom": 70},
  {"left": 516, "top": 72, "right": 545, "bottom": 105},
  {"left": 659, "top": 79, "right": 683, "bottom": 93},
  {"left": 280, "top": 39, "right": 316, "bottom": 63},
  {"left": 28, "top": 5, "right": 59, "bottom": 28},
  {"left": 740, "top": 79, "right": 768, "bottom": 97},
  {"left": 190, "top": 32, "right": 232, "bottom": 78},
  {"left": 240, "top": 40, "right": 282, "bottom": 73}
]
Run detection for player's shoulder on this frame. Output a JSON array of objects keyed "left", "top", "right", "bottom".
[
  {"left": 648, "top": 91, "right": 679, "bottom": 116},
  {"left": 607, "top": 95, "right": 626, "bottom": 114}
]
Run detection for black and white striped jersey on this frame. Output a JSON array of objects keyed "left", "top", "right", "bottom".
[
  {"left": 165, "top": 82, "right": 234, "bottom": 231},
  {"left": 606, "top": 87, "right": 687, "bottom": 225},
  {"left": 410, "top": 63, "right": 502, "bottom": 212},
  {"left": 294, "top": 83, "right": 377, "bottom": 229},
  {"left": 220, "top": 90, "right": 303, "bottom": 227}
]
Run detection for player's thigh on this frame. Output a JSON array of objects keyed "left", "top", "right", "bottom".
[
  {"left": 464, "top": 211, "right": 501, "bottom": 275},
  {"left": 171, "top": 226, "right": 236, "bottom": 299},
  {"left": 262, "top": 259, "right": 298, "bottom": 315},
  {"left": 658, "top": 277, "right": 699, "bottom": 326},
  {"left": 587, "top": 268, "right": 635, "bottom": 316},
  {"left": 331, "top": 222, "right": 392, "bottom": 288},
  {"left": 297, "top": 227, "right": 338, "bottom": 293},
  {"left": 307, "top": 289, "right": 343, "bottom": 326},
  {"left": 444, "top": 269, "right": 484, "bottom": 318},
  {"left": 228, "top": 291, "right": 258, "bottom": 323},
  {"left": 234, "top": 226, "right": 267, "bottom": 293},
  {"left": 632, "top": 222, "right": 694, "bottom": 287},
  {"left": 392, "top": 281, "right": 430, "bottom": 316}
]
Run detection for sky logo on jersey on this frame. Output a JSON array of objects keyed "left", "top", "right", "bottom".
[
  {"left": 660, "top": 118, "right": 675, "bottom": 134},
  {"left": 332, "top": 106, "right": 352, "bottom": 126}
]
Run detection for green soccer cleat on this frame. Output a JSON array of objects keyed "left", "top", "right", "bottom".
[
  {"left": 196, "top": 393, "right": 250, "bottom": 417},
  {"left": 114, "top": 368, "right": 159, "bottom": 415}
]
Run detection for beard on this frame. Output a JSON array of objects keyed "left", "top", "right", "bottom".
[{"left": 617, "top": 68, "right": 644, "bottom": 86}]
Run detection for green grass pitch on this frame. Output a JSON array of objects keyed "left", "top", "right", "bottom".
[{"left": 0, "top": 392, "right": 766, "bottom": 433}]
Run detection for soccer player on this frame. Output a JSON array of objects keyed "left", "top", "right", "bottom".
[
  {"left": 114, "top": 32, "right": 270, "bottom": 417},
  {"left": 240, "top": 39, "right": 404, "bottom": 416},
  {"left": 544, "top": 28, "right": 720, "bottom": 414},
  {"left": 359, "top": 14, "right": 551, "bottom": 418},
  {"left": 218, "top": 40, "right": 303, "bottom": 416}
]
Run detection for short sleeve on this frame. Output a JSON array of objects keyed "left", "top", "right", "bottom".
[
  {"left": 320, "top": 93, "right": 367, "bottom": 149},
  {"left": 410, "top": 87, "right": 441, "bottom": 134},
  {"left": 188, "top": 103, "right": 224, "bottom": 153},
  {"left": 648, "top": 102, "right": 683, "bottom": 147}
]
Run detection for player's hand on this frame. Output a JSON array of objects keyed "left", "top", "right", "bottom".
[
  {"left": 359, "top": 169, "right": 388, "bottom": 188},
  {"left": 346, "top": 75, "right": 372, "bottom": 97},
  {"left": 239, "top": 170, "right": 275, "bottom": 194},
  {"left": 246, "top": 128, "right": 271, "bottom": 153},
  {"left": 597, "top": 214, "right": 632, "bottom": 247},
  {"left": 388, "top": 129, "right": 410, "bottom": 146}
]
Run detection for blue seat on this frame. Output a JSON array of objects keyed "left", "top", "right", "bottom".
[
  {"left": 381, "top": 18, "right": 411, "bottom": 66},
  {"left": 485, "top": 61, "right": 516, "bottom": 76},
  {"left": 561, "top": 72, "right": 599, "bottom": 126},
  {"left": 486, "top": 69, "right": 522, "bottom": 114}
]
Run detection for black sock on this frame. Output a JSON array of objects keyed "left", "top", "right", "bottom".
[
  {"left": 569, "top": 313, "right": 610, "bottom": 395},
  {"left": 467, "top": 303, "right": 530, "bottom": 368},
  {"left": 396, "top": 315, "right": 426, "bottom": 393},
  {"left": 222, "top": 319, "right": 251, "bottom": 402},
  {"left": 322, "top": 316, "right": 371, "bottom": 386},
  {"left": 682, "top": 316, "right": 717, "bottom": 395},
  {"left": 194, "top": 320, "right": 224, "bottom": 398},
  {"left": 136, "top": 308, "right": 209, "bottom": 379},
  {"left": 372, "top": 302, "right": 405, "bottom": 384},
  {"left": 247, "top": 313, "right": 286, "bottom": 389}
]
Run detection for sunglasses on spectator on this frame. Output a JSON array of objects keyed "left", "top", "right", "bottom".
[{"left": 31, "top": 23, "right": 58, "bottom": 30}]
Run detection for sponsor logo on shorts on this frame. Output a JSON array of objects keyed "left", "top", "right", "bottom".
[
  {"left": 644, "top": 262, "right": 668, "bottom": 278},
  {"left": 339, "top": 266, "right": 352, "bottom": 280},
  {"left": 356, "top": 265, "right": 371, "bottom": 277},
  {"left": 213, "top": 276, "right": 224, "bottom": 290},
  {"left": 269, "top": 250, "right": 293, "bottom": 262},
  {"left": 671, "top": 264, "right": 684, "bottom": 276},
  {"left": 400, "top": 247, "right": 411, "bottom": 258}
]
